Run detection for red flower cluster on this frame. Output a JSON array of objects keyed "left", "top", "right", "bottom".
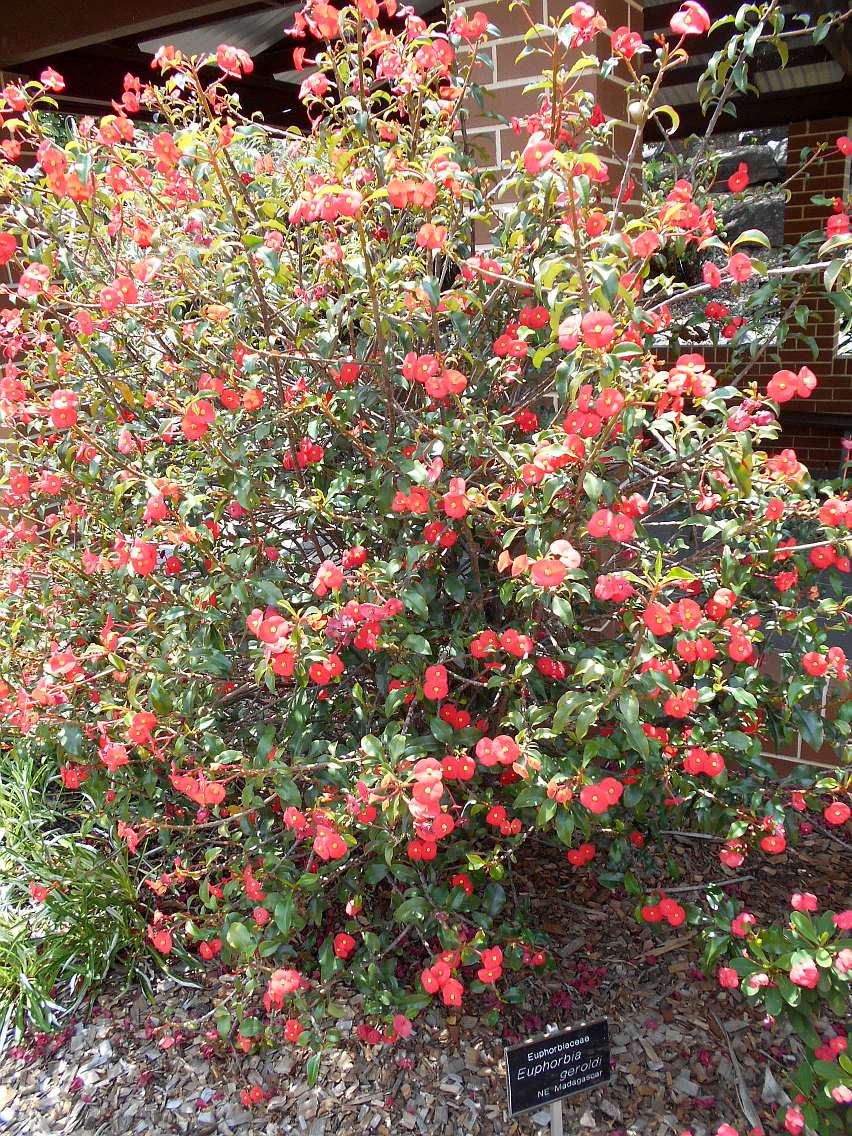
[{"left": 641, "top": 893, "right": 686, "bottom": 927}]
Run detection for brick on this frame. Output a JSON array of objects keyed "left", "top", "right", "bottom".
[
  {"left": 601, "top": 0, "right": 633, "bottom": 26},
  {"left": 494, "top": 39, "right": 552, "bottom": 83},
  {"left": 467, "top": 128, "right": 500, "bottom": 167},
  {"left": 467, "top": 0, "right": 544, "bottom": 40},
  {"left": 595, "top": 76, "right": 631, "bottom": 120},
  {"left": 467, "top": 83, "right": 547, "bottom": 130}
]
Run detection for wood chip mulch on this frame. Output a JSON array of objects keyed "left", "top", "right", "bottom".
[{"left": 1, "top": 833, "right": 847, "bottom": 1136}]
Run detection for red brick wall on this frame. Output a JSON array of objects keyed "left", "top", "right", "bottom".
[
  {"left": 462, "top": 0, "right": 643, "bottom": 173},
  {"left": 461, "top": 7, "right": 850, "bottom": 473},
  {"left": 702, "top": 116, "right": 852, "bottom": 474}
]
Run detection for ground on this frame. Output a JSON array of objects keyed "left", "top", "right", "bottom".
[{"left": 1, "top": 833, "right": 847, "bottom": 1136}]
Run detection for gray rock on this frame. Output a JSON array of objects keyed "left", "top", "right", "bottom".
[
  {"left": 721, "top": 191, "right": 786, "bottom": 248},
  {"left": 714, "top": 144, "right": 782, "bottom": 185}
]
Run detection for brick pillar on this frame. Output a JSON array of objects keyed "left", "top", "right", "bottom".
[
  {"left": 462, "top": 0, "right": 643, "bottom": 176},
  {"left": 778, "top": 116, "right": 852, "bottom": 471}
]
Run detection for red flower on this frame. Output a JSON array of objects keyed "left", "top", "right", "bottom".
[
  {"left": 791, "top": 892, "right": 818, "bottom": 912},
  {"left": 759, "top": 833, "right": 786, "bottom": 855},
  {"left": 802, "top": 652, "right": 828, "bottom": 677},
  {"left": 265, "top": 968, "right": 304, "bottom": 1009},
  {"left": 147, "top": 924, "right": 173, "bottom": 954},
  {"left": 441, "top": 977, "right": 463, "bottom": 1006},
  {"left": 824, "top": 801, "right": 850, "bottom": 826},
  {"left": 766, "top": 369, "right": 797, "bottom": 402},
  {"left": 579, "top": 778, "right": 623, "bottom": 814},
  {"left": 313, "top": 827, "right": 348, "bottom": 860},
  {"left": 423, "top": 664, "right": 448, "bottom": 700},
  {"left": 727, "top": 252, "right": 753, "bottom": 282},
  {"left": 216, "top": 44, "right": 253, "bottom": 78},
  {"left": 731, "top": 912, "right": 756, "bottom": 937},
  {"left": 49, "top": 389, "right": 78, "bottom": 429},
  {"left": 530, "top": 559, "right": 566, "bottom": 588},
  {"left": 767, "top": 366, "right": 816, "bottom": 403},
  {"left": 333, "top": 932, "right": 357, "bottom": 958},
  {"left": 670, "top": 2, "right": 711, "bottom": 36},
  {"left": 643, "top": 602, "right": 673, "bottom": 636},
  {"left": 566, "top": 842, "right": 596, "bottom": 867},
  {"left": 39, "top": 67, "right": 65, "bottom": 91},
  {"left": 580, "top": 310, "right": 615, "bottom": 349},
  {"left": 0, "top": 232, "right": 17, "bottom": 265},
  {"left": 718, "top": 967, "right": 738, "bottom": 989},
  {"left": 522, "top": 132, "right": 556, "bottom": 176},
  {"left": 312, "top": 559, "right": 344, "bottom": 596},
  {"left": 727, "top": 162, "right": 749, "bottom": 193},
  {"left": 611, "top": 26, "right": 643, "bottom": 59},
  {"left": 129, "top": 541, "right": 157, "bottom": 577}
]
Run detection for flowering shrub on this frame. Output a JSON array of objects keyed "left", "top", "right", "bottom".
[
  {"left": 703, "top": 890, "right": 851, "bottom": 1134},
  {"left": 1, "top": 0, "right": 851, "bottom": 1118}
]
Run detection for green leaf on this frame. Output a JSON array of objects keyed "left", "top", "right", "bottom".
[
  {"left": 226, "top": 921, "right": 255, "bottom": 954},
  {"left": 551, "top": 595, "right": 573, "bottom": 625},
  {"left": 306, "top": 1053, "right": 321, "bottom": 1086},
  {"left": 555, "top": 809, "right": 575, "bottom": 846},
  {"left": 731, "top": 228, "right": 770, "bottom": 250},
  {"left": 394, "top": 896, "right": 430, "bottom": 923},
  {"left": 57, "top": 724, "right": 82, "bottom": 756},
  {"left": 582, "top": 472, "right": 604, "bottom": 502},
  {"left": 445, "top": 575, "right": 466, "bottom": 602},
  {"left": 274, "top": 897, "right": 294, "bottom": 936},
  {"left": 618, "top": 691, "right": 639, "bottom": 726},
  {"left": 813, "top": 20, "right": 831, "bottom": 44},
  {"left": 743, "top": 20, "right": 763, "bottom": 56},
  {"left": 404, "top": 590, "right": 429, "bottom": 619},
  {"left": 482, "top": 882, "right": 506, "bottom": 917},
  {"left": 573, "top": 703, "right": 599, "bottom": 740},
  {"left": 539, "top": 259, "right": 567, "bottom": 289},
  {"left": 552, "top": 690, "right": 586, "bottom": 735},
  {"left": 651, "top": 104, "right": 680, "bottom": 135},
  {"left": 92, "top": 342, "right": 117, "bottom": 368},
  {"left": 403, "top": 634, "right": 431, "bottom": 656},
  {"left": 763, "top": 986, "right": 782, "bottom": 1017},
  {"left": 798, "top": 711, "right": 824, "bottom": 749},
  {"left": 360, "top": 734, "right": 383, "bottom": 760}
]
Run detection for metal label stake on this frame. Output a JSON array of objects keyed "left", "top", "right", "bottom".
[{"left": 549, "top": 1099, "right": 564, "bottom": 1136}]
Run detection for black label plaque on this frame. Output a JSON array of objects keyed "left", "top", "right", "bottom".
[{"left": 505, "top": 1020, "right": 610, "bottom": 1117}]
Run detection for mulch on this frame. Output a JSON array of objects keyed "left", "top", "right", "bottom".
[{"left": 0, "top": 832, "right": 846, "bottom": 1136}]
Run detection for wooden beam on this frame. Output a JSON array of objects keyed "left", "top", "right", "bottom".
[
  {"left": 803, "top": 0, "right": 852, "bottom": 76},
  {"left": 0, "top": 0, "right": 274, "bottom": 67},
  {"left": 644, "top": 75, "right": 852, "bottom": 138},
  {"left": 251, "top": 44, "right": 299, "bottom": 75},
  {"left": 14, "top": 45, "right": 308, "bottom": 129},
  {"left": 645, "top": 42, "right": 832, "bottom": 91},
  {"left": 823, "top": 20, "right": 852, "bottom": 76}
]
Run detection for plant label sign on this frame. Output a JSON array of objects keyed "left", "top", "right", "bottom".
[{"left": 504, "top": 1020, "right": 610, "bottom": 1117}]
